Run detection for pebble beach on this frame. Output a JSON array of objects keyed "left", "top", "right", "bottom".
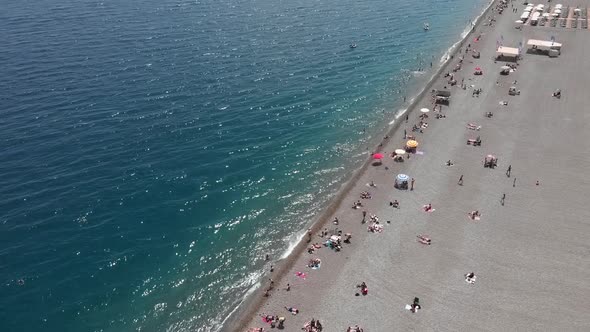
[{"left": 229, "top": 0, "right": 590, "bottom": 331}]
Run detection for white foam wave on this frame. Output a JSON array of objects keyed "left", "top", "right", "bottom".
[
  {"left": 439, "top": 0, "right": 495, "bottom": 64},
  {"left": 280, "top": 230, "right": 307, "bottom": 259}
]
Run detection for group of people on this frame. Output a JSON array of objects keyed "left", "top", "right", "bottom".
[
  {"left": 303, "top": 319, "right": 323, "bottom": 332},
  {"left": 261, "top": 314, "right": 285, "bottom": 329},
  {"left": 356, "top": 282, "right": 369, "bottom": 296},
  {"left": 359, "top": 191, "right": 372, "bottom": 199}
]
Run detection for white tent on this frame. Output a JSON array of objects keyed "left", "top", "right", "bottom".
[
  {"left": 496, "top": 46, "right": 520, "bottom": 58},
  {"left": 527, "top": 39, "right": 562, "bottom": 51}
]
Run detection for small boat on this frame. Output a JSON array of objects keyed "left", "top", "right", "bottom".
[
  {"left": 350, "top": 43, "right": 357, "bottom": 49},
  {"left": 423, "top": 23, "right": 430, "bottom": 31}
]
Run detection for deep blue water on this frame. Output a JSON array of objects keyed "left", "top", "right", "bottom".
[{"left": 0, "top": 0, "right": 488, "bottom": 331}]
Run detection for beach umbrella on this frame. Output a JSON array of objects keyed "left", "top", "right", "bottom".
[
  {"left": 542, "top": 13, "right": 550, "bottom": 17},
  {"left": 475, "top": 67, "right": 481, "bottom": 71},
  {"left": 373, "top": 153, "right": 384, "bottom": 160},
  {"left": 406, "top": 140, "right": 419, "bottom": 148},
  {"left": 395, "top": 149, "right": 406, "bottom": 155},
  {"left": 420, "top": 108, "right": 430, "bottom": 113},
  {"left": 574, "top": 8, "right": 581, "bottom": 12},
  {"left": 396, "top": 174, "right": 409, "bottom": 182},
  {"left": 501, "top": 65, "right": 510, "bottom": 70}
]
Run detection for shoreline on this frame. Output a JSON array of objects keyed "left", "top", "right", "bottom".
[{"left": 220, "top": 1, "right": 498, "bottom": 331}]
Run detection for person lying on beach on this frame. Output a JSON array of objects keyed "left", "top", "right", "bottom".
[
  {"left": 435, "top": 113, "right": 446, "bottom": 119},
  {"left": 333, "top": 217, "right": 339, "bottom": 225},
  {"left": 468, "top": 210, "right": 481, "bottom": 220},
  {"left": 446, "top": 160, "right": 454, "bottom": 166},
  {"left": 369, "top": 181, "right": 377, "bottom": 187},
  {"left": 417, "top": 235, "right": 431, "bottom": 245},
  {"left": 360, "top": 191, "right": 371, "bottom": 199},
  {"left": 499, "top": 100, "right": 508, "bottom": 106},
  {"left": 351, "top": 200, "right": 362, "bottom": 209},
  {"left": 285, "top": 306, "right": 299, "bottom": 315},
  {"left": 423, "top": 203, "right": 433, "bottom": 212},
  {"left": 466, "top": 123, "right": 481, "bottom": 130},
  {"left": 308, "top": 258, "right": 321, "bottom": 268},
  {"left": 486, "top": 111, "right": 493, "bottom": 118},
  {"left": 409, "top": 297, "right": 421, "bottom": 313},
  {"left": 390, "top": 200, "right": 400, "bottom": 208},
  {"left": 465, "top": 272, "right": 477, "bottom": 284},
  {"left": 247, "top": 328, "right": 264, "bottom": 332},
  {"left": 369, "top": 214, "right": 379, "bottom": 223},
  {"left": 347, "top": 325, "right": 364, "bottom": 332}
]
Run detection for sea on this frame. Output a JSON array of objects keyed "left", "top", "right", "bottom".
[{"left": 0, "top": 0, "right": 490, "bottom": 331}]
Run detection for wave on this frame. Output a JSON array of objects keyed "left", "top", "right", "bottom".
[{"left": 439, "top": 0, "right": 496, "bottom": 64}]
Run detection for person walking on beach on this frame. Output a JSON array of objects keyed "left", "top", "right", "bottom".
[
  {"left": 501, "top": 193, "right": 506, "bottom": 206},
  {"left": 404, "top": 129, "right": 407, "bottom": 139},
  {"left": 405, "top": 114, "right": 409, "bottom": 123},
  {"left": 458, "top": 175, "right": 464, "bottom": 186},
  {"left": 513, "top": 178, "right": 517, "bottom": 187},
  {"left": 410, "top": 178, "right": 415, "bottom": 191},
  {"left": 506, "top": 165, "right": 512, "bottom": 177}
]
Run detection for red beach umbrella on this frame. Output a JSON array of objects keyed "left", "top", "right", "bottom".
[
  {"left": 475, "top": 67, "right": 481, "bottom": 71},
  {"left": 373, "top": 153, "right": 384, "bottom": 160}
]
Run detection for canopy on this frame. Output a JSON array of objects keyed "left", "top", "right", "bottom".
[
  {"left": 574, "top": 8, "right": 581, "bottom": 12},
  {"left": 501, "top": 65, "right": 511, "bottom": 70},
  {"left": 420, "top": 108, "right": 430, "bottom": 113},
  {"left": 396, "top": 174, "right": 409, "bottom": 182},
  {"left": 395, "top": 149, "right": 406, "bottom": 155},
  {"left": 527, "top": 39, "right": 562, "bottom": 50},
  {"left": 373, "top": 153, "right": 384, "bottom": 160},
  {"left": 496, "top": 46, "right": 520, "bottom": 58},
  {"left": 521, "top": 12, "right": 530, "bottom": 19},
  {"left": 435, "top": 89, "right": 451, "bottom": 97},
  {"left": 406, "top": 140, "right": 419, "bottom": 148},
  {"left": 542, "top": 13, "right": 550, "bottom": 17},
  {"left": 555, "top": 9, "right": 562, "bottom": 14}
]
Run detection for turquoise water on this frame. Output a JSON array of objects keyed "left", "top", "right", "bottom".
[{"left": 0, "top": 0, "right": 488, "bottom": 331}]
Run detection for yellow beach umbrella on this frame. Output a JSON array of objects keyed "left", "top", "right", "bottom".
[{"left": 406, "top": 140, "right": 419, "bottom": 148}]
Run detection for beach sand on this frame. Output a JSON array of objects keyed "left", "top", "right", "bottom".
[{"left": 229, "top": 1, "right": 590, "bottom": 331}]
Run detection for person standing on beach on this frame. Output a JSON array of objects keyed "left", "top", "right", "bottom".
[
  {"left": 458, "top": 175, "right": 464, "bottom": 186},
  {"left": 410, "top": 178, "right": 415, "bottom": 191},
  {"left": 513, "top": 178, "right": 517, "bottom": 187},
  {"left": 506, "top": 165, "right": 512, "bottom": 177},
  {"left": 405, "top": 114, "right": 409, "bottom": 122}
]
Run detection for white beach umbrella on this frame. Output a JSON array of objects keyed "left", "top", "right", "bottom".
[
  {"left": 420, "top": 108, "right": 430, "bottom": 113},
  {"left": 501, "top": 65, "right": 510, "bottom": 70},
  {"left": 574, "top": 8, "right": 581, "bottom": 13},
  {"left": 395, "top": 149, "right": 406, "bottom": 155},
  {"left": 542, "top": 13, "right": 550, "bottom": 17}
]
